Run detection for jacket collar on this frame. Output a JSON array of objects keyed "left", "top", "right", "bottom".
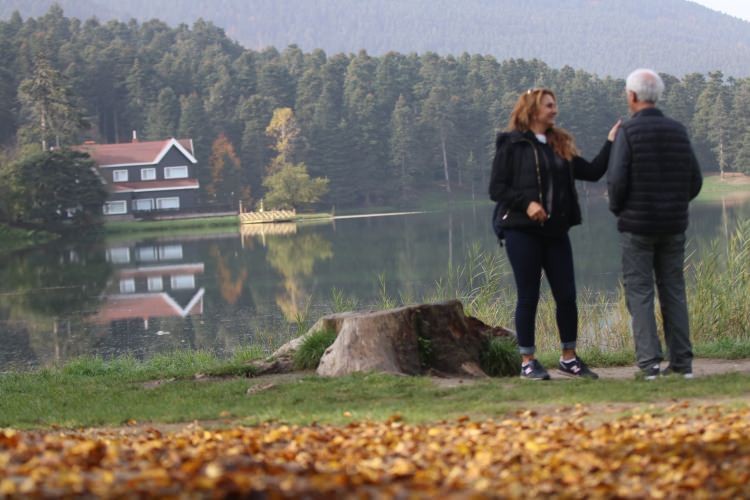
[
  {"left": 509, "top": 130, "right": 537, "bottom": 143},
  {"left": 632, "top": 107, "right": 664, "bottom": 119}
]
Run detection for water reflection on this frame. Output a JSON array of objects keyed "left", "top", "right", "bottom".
[
  {"left": 0, "top": 238, "right": 111, "bottom": 368},
  {"left": 0, "top": 197, "right": 747, "bottom": 369},
  {"left": 93, "top": 242, "right": 205, "bottom": 329},
  {"left": 266, "top": 233, "right": 333, "bottom": 321}
]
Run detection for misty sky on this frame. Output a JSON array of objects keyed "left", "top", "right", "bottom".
[{"left": 690, "top": 0, "right": 750, "bottom": 22}]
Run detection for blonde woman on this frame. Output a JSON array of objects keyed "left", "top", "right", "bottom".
[{"left": 489, "top": 88, "right": 620, "bottom": 380}]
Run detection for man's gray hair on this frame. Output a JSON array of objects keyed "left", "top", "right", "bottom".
[{"left": 626, "top": 69, "right": 664, "bottom": 103}]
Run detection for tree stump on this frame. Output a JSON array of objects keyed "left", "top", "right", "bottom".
[{"left": 315, "top": 300, "right": 514, "bottom": 377}]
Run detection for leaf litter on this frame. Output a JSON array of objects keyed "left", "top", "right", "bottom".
[{"left": 1, "top": 403, "right": 749, "bottom": 498}]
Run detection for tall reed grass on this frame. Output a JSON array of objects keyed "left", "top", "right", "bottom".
[
  {"left": 688, "top": 219, "right": 750, "bottom": 343},
  {"left": 381, "top": 220, "right": 750, "bottom": 358}
]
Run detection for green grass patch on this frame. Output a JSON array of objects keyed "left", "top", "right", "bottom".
[
  {"left": 54, "top": 348, "right": 265, "bottom": 382},
  {"left": 695, "top": 339, "right": 750, "bottom": 359},
  {"left": 0, "top": 224, "right": 58, "bottom": 254},
  {"left": 481, "top": 336, "right": 521, "bottom": 377},
  {"left": 104, "top": 215, "right": 240, "bottom": 235},
  {"left": 294, "top": 329, "right": 338, "bottom": 370},
  {"left": 695, "top": 174, "right": 750, "bottom": 202},
  {"left": 3, "top": 366, "right": 750, "bottom": 428}
]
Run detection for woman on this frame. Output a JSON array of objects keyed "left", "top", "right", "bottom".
[{"left": 489, "top": 88, "right": 620, "bottom": 380}]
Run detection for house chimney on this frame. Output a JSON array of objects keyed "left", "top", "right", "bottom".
[{"left": 132, "top": 130, "right": 138, "bottom": 143}]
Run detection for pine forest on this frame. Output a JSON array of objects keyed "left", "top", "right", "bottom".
[{"left": 1, "top": 6, "right": 748, "bottom": 212}]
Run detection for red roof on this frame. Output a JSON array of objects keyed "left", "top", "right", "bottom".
[
  {"left": 92, "top": 290, "right": 204, "bottom": 323},
  {"left": 74, "top": 138, "right": 195, "bottom": 166},
  {"left": 110, "top": 179, "right": 199, "bottom": 193}
]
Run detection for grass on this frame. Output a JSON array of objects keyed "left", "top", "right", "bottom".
[
  {"left": 480, "top": 337, "right": 521, "bottom": 376},
  {"left": 0, "top": 208, "right": 748, "bottom": 429},
  {"left": 294, "top": 328, "right": 337, "bottom": 369},
  {"left": 695, "top": 173, "right": 750, "bottom": 202},
  {"left": 104, "top": 215, "right": 240, "bottom": 235},
  {"left": 0, "top": 223, "right": 58, "bottom": 254},
  {"left": 3, "top": 355, "right": 750, "bottom": 428},
  {"left": 56, "top": 348, "right": 265, "bottom": 381}
]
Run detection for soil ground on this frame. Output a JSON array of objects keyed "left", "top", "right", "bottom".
[{"left": 430, "top": 357, "right": 750, "bottom": 387}]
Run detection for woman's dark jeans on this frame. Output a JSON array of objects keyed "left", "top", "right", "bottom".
[{"left": 504, "top": 229, "right": 578, "bottom": 355}]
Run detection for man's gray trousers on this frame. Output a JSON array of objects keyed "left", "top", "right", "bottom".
[{"left": 620, "top": 232, "right": 693, "bottom": 372}]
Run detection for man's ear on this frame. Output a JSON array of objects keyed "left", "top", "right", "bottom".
[{"left": 628, "top": 90, "right": 638, "bottom": 103}]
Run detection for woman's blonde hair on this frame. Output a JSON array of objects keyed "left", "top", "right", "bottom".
[{"left": 507, "top": 88, "right": 579, "bottom": 161}]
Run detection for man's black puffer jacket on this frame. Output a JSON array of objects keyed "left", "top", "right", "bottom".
[
  {"left": 607, "top": 108, "right": 702, "bottom": 234},
  {"left": 488, "top": 129, "right": 611, "bottom": 231}
]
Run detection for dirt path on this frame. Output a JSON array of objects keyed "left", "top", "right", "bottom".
[
  {"left": 595, "top": 357, "right": 750, "bottom": 379},
  {"left": 429, "top": 357, "right": 750, "bottom": 387}
]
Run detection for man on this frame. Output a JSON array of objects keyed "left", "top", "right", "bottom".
[{"left": 608, "top": 68, "right": 703, "bottom": 380}]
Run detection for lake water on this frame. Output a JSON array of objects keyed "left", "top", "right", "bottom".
[{"left": 1, "top": 197, "right": 748, "bottom": 369}]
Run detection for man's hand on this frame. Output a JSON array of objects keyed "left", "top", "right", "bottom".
[{"left": 526, "top": 201, "right": 548, "bottom": 223}]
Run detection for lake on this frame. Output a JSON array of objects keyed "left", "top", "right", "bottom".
[{"left": 1, "top": 197, "right": 748, "bottom": 369}]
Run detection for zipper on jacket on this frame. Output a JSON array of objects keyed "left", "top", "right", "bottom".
[{"left": 521, "top": 138, "right": 546, "bottom": 226}]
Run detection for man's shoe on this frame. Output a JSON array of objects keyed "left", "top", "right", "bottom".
[
  {"left": 663, "top": 365, "right": 694, "bottom": 379},
  {"left": 558, "top": 356, "right": 599, "bottom": 379},
  {"left": 635, "top": 364, "right": 660, "bottom": 381},
  {"left": 520, "top": 359, "right": 550, "bottom": 380}
]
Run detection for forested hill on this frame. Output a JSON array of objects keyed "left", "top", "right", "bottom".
[
  {"left": 1, "top": 7, "right": 747, "bottom": 211},
  {"left": 3, "top": 0, "right": 750, "bottom": 77}
]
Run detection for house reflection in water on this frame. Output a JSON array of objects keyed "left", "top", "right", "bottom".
[{"left": 94, "top": 242, "right": 204, "bottom": 330}]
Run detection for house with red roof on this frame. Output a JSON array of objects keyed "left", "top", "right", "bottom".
[{"left": 74, "top": 136, "right": 200, "bottom": 216}]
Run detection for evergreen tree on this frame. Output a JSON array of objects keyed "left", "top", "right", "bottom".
[
  {"left": 389, "top": 94, "right": 417, "bottom": 202},
  {"left": 732, "top": 128, "right": 750, "bottom": 174},
  {"left": 0, "top": 67, "right": 17, "bottom": 145},
  {"left": 125, "top": 57, "right": 158, "bottom": 135},
  {"left": 257, "top": 62, "right": 295, "bottom": 109},
  {"left": 239, "top": 95, "right": 275, "bottom": 195},
  {"left": 144, "top": 86, "right": 179, "bottom": 140},
  {"left": 178, "top": 93, "right": 211, "bottom": 197},
  {"left": 707, "top": 93, "right": 730, "bottom": 176},
  {"left": 421, "top": 85, "right": 458, "bottom": 193},
  {"left": 692, "top": 71, "right": 726, "bottom": 170},
  {"left": 18, "top": 56, "right": 87, "bottom": 149}
]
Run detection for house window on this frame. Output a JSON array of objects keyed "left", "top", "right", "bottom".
[
  {"left": 147, "top": 276, "right": 163, "bottom": 292},
  {"left": 119, "top": 279, "right": 136, "bottom": 293},
  {"left": 141, "top": 168, "right": 156, "bottom": 181},
  {"left": 133, "top": 198, "right": 154, "bottom": 211},
  {"left": 113, "top": 170, "right": 128, "bottom": 182},
  {"left": 106, "top": 247, "right": 130, "bottom": 264},
  {"left": 136, "top": 246, "right": 157, "bottom": 262},
  {"left": 159, "top": 244, "right": 183, "bottom": 260},
  {"left": 103, "top": 201, "right": 127, "bottom": 215},
  {"left": 156, "top": 197, "right": 180, "bottom": 210},
  {"left": 171, "top": 274, "right": 195, "bottom": 289},
  {"left": 164, "top": 166, "right": 188, "bottom": 179}
]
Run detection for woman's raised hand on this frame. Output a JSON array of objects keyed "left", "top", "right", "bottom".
[{"left": 608, "top": 119, "right": 622, "bottom": 141}]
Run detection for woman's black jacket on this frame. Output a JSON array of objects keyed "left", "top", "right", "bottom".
[{"left": 488, "top": 130, "right": 612, "bottom": 231}]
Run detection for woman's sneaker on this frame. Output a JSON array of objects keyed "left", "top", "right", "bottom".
[
  {"left": 558, "top": 357, "right": 599, "bottom": 379},
  {"left": 520, "top": 359, "right": 550, "bottom": 380}
]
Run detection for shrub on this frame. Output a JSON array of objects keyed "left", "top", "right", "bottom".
[
  {"left": 480, "top": 336, "right": 521, "bottom": 377},
  {"left": 294, "top": 329, "right": 338, "bottom": 370}
]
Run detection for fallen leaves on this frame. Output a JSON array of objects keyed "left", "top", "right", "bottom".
[{"left": 1, "top": 404, "right": 750, "bottom": 497}]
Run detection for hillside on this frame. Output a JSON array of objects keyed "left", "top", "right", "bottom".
[{"left": 2, "top": 0, "right": 750, "bottom": 76}]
